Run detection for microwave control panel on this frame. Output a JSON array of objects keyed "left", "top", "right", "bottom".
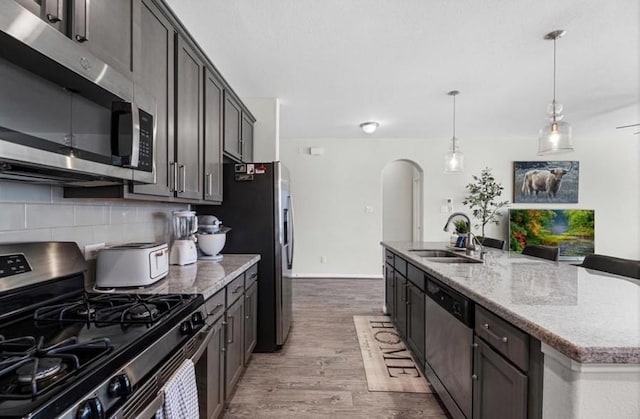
[{"left": 137, "top": 109, "right": 153, "bottom": 172}]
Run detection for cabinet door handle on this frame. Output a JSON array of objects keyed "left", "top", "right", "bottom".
[
  {"left": 227, "top": 315, "right": 234, "bottom": 344},
  {"left": 205, "top": 172, "right": 212, "bottom": 197},
  {"left": 471, "top": 374, "right": 478, "bottom": 381},
  {"left": 232, "top": 285, "right": 243, "bottom": 294},
  {"left": 178, "top": 164, "right": 186, "bottom": 193},
  {"left": 45, "top": 0, "right": 63, "bottom": 23},
  {"left": 472, "top": 343, "right": 478, "bottom": 348},
  {"left": 482, "top": 323, "right": 508, "bottom": 343},
  {"left": 168, "top": 161, "right": 177, "bottom": 192},
  {"left": 75, "top": 0, "right": 89, "bottom": 42}
]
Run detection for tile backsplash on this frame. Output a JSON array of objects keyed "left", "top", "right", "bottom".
[{"left": 0, "top": 181, "right": 188, "bottom": 251}]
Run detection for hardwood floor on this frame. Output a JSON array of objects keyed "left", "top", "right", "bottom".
[{"left": 223, "top": 278, "right": 448, "bottom": 418}]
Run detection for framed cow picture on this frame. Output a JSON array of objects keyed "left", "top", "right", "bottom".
[{"left": 513, "top": 161, "right": 579, "bottom": 203}]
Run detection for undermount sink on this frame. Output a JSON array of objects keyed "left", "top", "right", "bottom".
[
  {"left": 408, "top": 249, "right": 483, "bottom": 264},
  {"left": 409, "top": 249, "right": 459, "bottom": 258},
  {"left": 426, "top": 257, "right": 483, "bottom": 264}
]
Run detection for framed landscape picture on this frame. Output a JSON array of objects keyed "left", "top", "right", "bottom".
[
  {"left": 513, "top": 161, "right": 579, "bottom": 203},
  {"left": 509, "top": 208, "right": 595, "bottom": 261}
]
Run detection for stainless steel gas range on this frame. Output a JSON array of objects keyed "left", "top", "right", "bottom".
[{"left": 0, "top": 242, "right": 207, "bottom": 419}]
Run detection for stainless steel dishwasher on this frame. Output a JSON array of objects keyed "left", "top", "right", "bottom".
[{"left": 424, "top": 276, "right": 474, "bottom": 419}]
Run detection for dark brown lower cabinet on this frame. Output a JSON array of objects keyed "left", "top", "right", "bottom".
[
  {"left": 224, "top": 297, "right": 244, "bottom": 399},
  {"left": 394, "top": 273, "right": 408, "bottom": 338},
  {"left": 406, "top": 282, "right": 425, "bottom": 365},
  {"left": 196, "top": 317, "right": 225, "bottom": 419},
  {"left": 243, "top": 281, "right": 258, "bottom": 364},
  {"left": 473, "top": 337, "right": 527, "bottom": 419},
  {"left": 385, "top": 263, "right": 395, "bottom": 316}
]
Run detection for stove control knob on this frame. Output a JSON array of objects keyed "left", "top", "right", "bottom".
[
  {"left": 76, "top": 397, "right": 105, "bottom": 419},
  {"left": 180, "top": 320, "right": 194, "bottom": 335},
  {"left": 191, "top": 311, "right": 205, "bottom": 326},
  {"left": 108, "top": 373, "right": 132, "bottom": 398}
]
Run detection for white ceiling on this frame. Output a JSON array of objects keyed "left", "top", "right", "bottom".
[{"left": 165, "top": 0, "right": 639, "bottom": 140}]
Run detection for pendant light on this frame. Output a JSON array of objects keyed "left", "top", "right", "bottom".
[
  {"left": 538, "top": 30, "right": 573, "bottom": 155},
  {"left": 444, "top": 90, "right": 464, "bottom": 173}
]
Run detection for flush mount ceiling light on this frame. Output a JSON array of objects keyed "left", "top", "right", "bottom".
[
  {"left": 360, "top": 121, "right": 379, "bottom": 134},
  {"left": 538, "top": 29, "right": 574, "bottom": 155},
  {"left": 444, "top": 90, "right": 464, "bottom": 174}
]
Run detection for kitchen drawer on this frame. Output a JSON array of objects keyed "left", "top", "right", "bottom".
[
  {"left": 204, "top": 290, "right": 226, "bottom": 322},
  {"left": 394, "top": 255, "right": 407, "bottom": 278},
  {"left": 226, "top": 274, "right": 245, "bottom": 305},
  {"left": 475, "top": 305, "right": 529, "bottom": 371},
  {"left": 385, "top": 249, "right": 394, "bottom": 266},
  {"left": 245, "top": 264, "right": 258, "bottom": 288},
  {"left": 407, "top": 263, "right": 425, "bottom": 291}
]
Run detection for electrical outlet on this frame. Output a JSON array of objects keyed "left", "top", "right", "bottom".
[
  {"left": 320, "top": 256, "right": 327, "bottom": 264},
  {"left": 84, "top": 243, "right": 105, "bottom": 260}
]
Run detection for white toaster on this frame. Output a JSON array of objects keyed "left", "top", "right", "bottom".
[{"left": 96, "top": 242, "right": 169, "bottom": 288}]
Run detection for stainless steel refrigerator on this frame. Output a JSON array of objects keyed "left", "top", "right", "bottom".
[{"left": 196, "top": 161, "right": 293, "bottom": 352}]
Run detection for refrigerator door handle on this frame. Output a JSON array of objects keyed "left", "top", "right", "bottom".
[
  {"left": 287, "top": 195, "right": 295, "bottom": 269},
  {"left": 284, "top": 208, "right": 291, "bottom": 269}
]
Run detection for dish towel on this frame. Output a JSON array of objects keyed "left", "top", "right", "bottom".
[{"left": 155, "top": 359, "right": 199, "bottom": 419}]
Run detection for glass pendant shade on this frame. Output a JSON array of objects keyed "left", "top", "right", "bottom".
[
  {"left": 538, "top": 30, "right": 574, "bottom": 155},
  {"left": 444, "top": 137, "right": 464, "bottom": 173},
  {"left": 538, "top": 119, "right": 573, "bottom": 154},
  {"left": 443, "top": 90, "right": 463, "bottom": 173}
]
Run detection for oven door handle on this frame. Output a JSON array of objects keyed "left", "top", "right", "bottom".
[
  {"left": 191, "top": 319, "right": 220, "bottom": 362},
  {"left": 133, "top": 391, "right": 164, "bottom": 419}
]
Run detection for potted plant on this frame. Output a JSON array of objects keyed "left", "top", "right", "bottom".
[
  {"left": 462, "top": 167, "right": 509, "bottom": 239},
  {"left": 454, "top": 219, "right": 469, "bottom": 235}
]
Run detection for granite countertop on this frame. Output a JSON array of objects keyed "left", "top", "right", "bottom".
[
  {"left": 88, "top": 254, "right": 260, "bottom": 300},
  {"left": 382, "top": 241, "right": 640, "bottom": 364}
]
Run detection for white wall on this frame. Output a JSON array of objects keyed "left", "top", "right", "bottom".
[
  {"left": 243, "top": 97, "right": 280, "bottom": 162},
  {"left": 0, "top": 181, "right": 188, "bottom": 252},
  {"left": 382, "top": 160, "right": 415, "bottom": 242},
  {"left": 281, "top": 135, "right": 639, "bottom": 277}
]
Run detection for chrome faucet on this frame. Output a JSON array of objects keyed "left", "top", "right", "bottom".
[{"left": 443, "top": 212, "right": 481, "bottom": 256}]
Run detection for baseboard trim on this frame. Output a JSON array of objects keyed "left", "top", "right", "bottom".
[{"left": 293, "top": 273, "right": 383, "bottom": 279}]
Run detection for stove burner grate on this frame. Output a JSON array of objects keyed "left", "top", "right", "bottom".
[
  {"left": 0, "top": 336, "right": 112, "bottom": 400},
  {"left": 127, "top": 304, "right": 159, "bottom": 320},
  {"left": 34, "top": 293, "right": 190, "bottom": 328}
]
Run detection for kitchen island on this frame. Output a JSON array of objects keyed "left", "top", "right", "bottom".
[{"left": 382, "top": 241, "right": 639, "bottom": 419}]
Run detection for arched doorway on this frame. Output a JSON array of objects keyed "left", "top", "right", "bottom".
[{"left": 382, "top": 160, "right": 423, "bottom": 242}]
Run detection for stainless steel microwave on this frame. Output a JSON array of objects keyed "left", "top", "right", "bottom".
[
  {"left": 0, "top": 2, "right": 156, "bottom": 185},
  {"left": 0, "top": 96, "right": 156, "bottom": 186}
]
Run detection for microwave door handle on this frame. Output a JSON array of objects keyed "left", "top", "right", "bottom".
[{"left": 129, "top": 102, "right": 141, "bottom": 168}]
